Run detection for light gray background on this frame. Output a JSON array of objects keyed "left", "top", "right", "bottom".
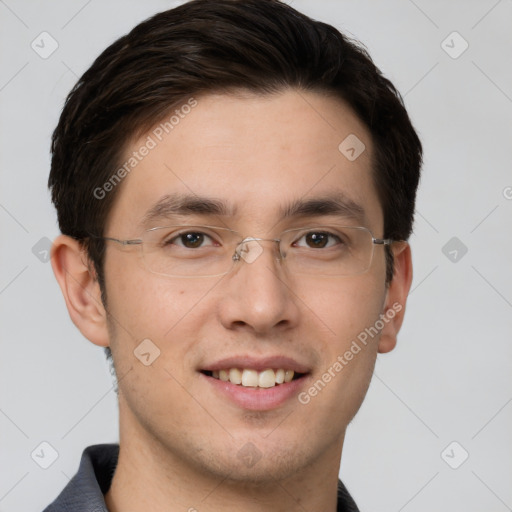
[{"left": 1, "top": 1, "right": 511, "bottom": 511}]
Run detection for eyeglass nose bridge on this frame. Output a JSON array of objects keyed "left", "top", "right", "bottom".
[{"left": 232, "top": 236, "right": 282, "bottom": 265}]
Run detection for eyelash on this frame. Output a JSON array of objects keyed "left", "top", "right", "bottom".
[{"left": 164, "top": 230, "right": 344, "bottom": 249}]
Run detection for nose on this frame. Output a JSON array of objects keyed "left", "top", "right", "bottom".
[
  {"left": 217, "top": 238, "right": 301, "bottom": 335},
  {"left": 232, "top": 237, "right": 280, "bottom": 265}
]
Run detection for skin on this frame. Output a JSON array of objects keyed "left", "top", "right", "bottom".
[{"left": 51, "top": 89, "right": 412, "bottom": 512}]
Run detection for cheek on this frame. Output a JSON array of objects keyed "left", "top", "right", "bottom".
[
  {"left": 300, "top": 274, "right": 386, "bottom": 408},
  {"left": 104, "top": 267, "right": 205, "bottom": 408},
  {"left": 297, "top": 271, "right": 386, "bottom": 339},
  {"left": 104, "top": 254, "right": 201, "bottom": 338},
  {"left": 103, "top": 258, "right": 223, "bottom": 385}
]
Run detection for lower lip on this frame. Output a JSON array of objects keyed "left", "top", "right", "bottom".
[{"left": 201, "top": 373, "right": 309, "bottom": 411}]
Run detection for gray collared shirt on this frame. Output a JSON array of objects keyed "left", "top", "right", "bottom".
[{"left": 42, "top": 444, "right": 360, "bottom": 511}]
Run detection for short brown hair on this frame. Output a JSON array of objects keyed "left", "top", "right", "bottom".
[{"left": 49, "top": 0, "right": 422, "bottom": 308}]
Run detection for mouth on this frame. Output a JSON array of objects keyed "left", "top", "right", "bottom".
[
  {"left": 200, "top": 368, "right": 307, "bottom": 388},
  {"left": 199, "top": 356, "right": 311, "bottom": 411}
]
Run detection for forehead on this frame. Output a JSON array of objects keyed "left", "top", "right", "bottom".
[{"left": 106, "top": 89, "right": 382, "bottom": 234}]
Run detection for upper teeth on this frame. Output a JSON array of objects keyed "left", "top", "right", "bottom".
[{"left": 212, "top": 368, "right": 295, "bottom": 388}]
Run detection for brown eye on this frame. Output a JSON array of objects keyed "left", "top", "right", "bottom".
[
  {"left": 294, "top": 231, "right": 341, "bottom": 249},
  {"left": 305, "top": 232, "right": 329, "bottom": 248},
  {"left": 166, "top": 232, "right": 213, "bottom": 249},
  {"left": 180, "top": 233, "right": 205, "bottom": 248}
]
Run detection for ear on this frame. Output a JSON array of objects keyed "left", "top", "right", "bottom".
[
  {"left": 378, "top": 242, "right": 413, "bottom": 354},
  {"left": 50, "top": 234, "right": 110, "bottom": 347}
]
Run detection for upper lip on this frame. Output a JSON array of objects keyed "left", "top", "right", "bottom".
[{"left": 200, "top": 355, "right": 311, "bottom": 374}]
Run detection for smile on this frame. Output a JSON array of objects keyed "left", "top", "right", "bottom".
[{"left": 203, "top": 368, "right": 303, "bottom": 388}]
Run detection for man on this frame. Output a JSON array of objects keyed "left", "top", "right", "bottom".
[{"left": 44, "top": 0, "right": 422, "bottom": 510}]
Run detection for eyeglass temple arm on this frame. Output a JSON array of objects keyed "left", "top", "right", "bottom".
[
  {"left": 102, "top": 236, "right": 143, "bottom": 246},
  {"left": 372, "top": 238, "right": 393, "bottom": 245}
]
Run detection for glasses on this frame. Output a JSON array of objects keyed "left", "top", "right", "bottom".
[{"left": 98, "top": 225, "right": 395, "bottom": 278}]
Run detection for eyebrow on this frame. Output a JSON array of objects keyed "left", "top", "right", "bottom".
[
  {"left": 139, "top": 192, "right": 366, "bottom": 228},
  {"left": 140, "top": 193, "right": 236, "bottom": 228},
  {"left": 281, "top": 194, "right": 366, "bottom": 224}
]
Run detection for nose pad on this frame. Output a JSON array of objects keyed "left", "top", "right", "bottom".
[
  {"left": 237, "top": 239, "right": 263, "bottom": 264},
  {"left": 233, "top": 238, "right": 281, "bottom": 265}
]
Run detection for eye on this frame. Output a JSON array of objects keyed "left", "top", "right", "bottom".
[
  {"left": 167, "top": 231, "right": 216, "bottom": 249},
  {"left": 294, "top": 231, "right": 342, "bottom": 249}
]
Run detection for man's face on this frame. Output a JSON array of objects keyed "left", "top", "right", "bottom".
[{"left": 102, "top": 89, "right": 391, "bottom": 482}]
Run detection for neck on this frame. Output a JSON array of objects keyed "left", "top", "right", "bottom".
[{"left": 104, "top": 401, "right": 344, "bottom": 512}]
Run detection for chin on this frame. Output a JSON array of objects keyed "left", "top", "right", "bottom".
[{"left": 185, "top": 435, "right": 323, "bottom": 485}]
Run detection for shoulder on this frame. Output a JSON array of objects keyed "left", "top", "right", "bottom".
[{"left": 41, "top": 443, "right": 119, "bottom": 512}]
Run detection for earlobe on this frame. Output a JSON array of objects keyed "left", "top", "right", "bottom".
[
  {"left": 50, "top": 235, "right": 110, "bottom": 348},
  {"left": 378, "top": 242, "right": 413, "bottom": 354}
]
